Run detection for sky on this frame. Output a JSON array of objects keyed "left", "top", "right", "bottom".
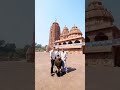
[
  {"left": 0, "top": 0, "right": 34, "bottom": 48},
  {"left": 35, "top": 0, "right": 85, "bottom": 46},
  {"left": 35, "top": 0, "right": 120, "bottom": 46},
  {"left": 100, "top": 0, "right": 120, "bottom": 27},
  {"left": 0, "top": 0, "right": 119, "bottom": 48}
]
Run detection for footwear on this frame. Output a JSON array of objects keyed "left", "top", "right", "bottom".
[
  {"left": 55, "top": 70, "right": 57, "bottom": 73},
  {"left": 51, "top": 73, "right": 54, "bottom": 76}
]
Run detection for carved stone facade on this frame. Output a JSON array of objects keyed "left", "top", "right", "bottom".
[
  {"left": 85, "top": 0, "right": 120, "bottom": 66},
  {"left": 47, "top": 22, "right": 85, "bottom": 54},
  {"left": 55, "top": 25, "right": 85, "bottom": 54},
  {"left": 47, "top": 21, "right": 60, "bottom": 51}
]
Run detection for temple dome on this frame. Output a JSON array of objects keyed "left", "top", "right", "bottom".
[
  {"left": 86, "top": 0, "right": 114, "bottom": 22},
  {"left": 61, "top": 25, "right": 69, "bottom": 35},
  {"left": 69, "top": 25, "right": 82, "bottom": 35}
]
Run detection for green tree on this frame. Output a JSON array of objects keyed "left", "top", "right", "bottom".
[
  {"left": 0, "top": 40, "right": 5, "bottom": 53},
  {"left": 35, "top": 43, "right": 47, "bottom": 52},
  {"left": 0, "top": 40, "right": 5, "bottom": 47},
  {"left": 4, "top": 43, "right": 16, "bottom": 60}
]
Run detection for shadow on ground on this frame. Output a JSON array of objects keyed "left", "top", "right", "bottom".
[
  {"left": 67, "top": 67, "right": 76, "bottom": 73},
  {"left": 55, "top": 67, "right": 76, "bottom": 77}
]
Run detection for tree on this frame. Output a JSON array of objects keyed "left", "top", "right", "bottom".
[
  {"left": 0, "top": 40, "right": 5, "bottom": 47},
  {"left": 4, "top": 43, "right": 16, "bottom": 60},
  {"left": 0, "top": 40, "right": 5, "bottom": 53},
  {"left": 24, "top": 45, "right": 31, "bottom": 52},
  {"left": 35, "top": 44, "right": 42, "bottom": 48}
]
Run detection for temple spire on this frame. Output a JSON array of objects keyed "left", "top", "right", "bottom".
[
  {"left": 91, "top": 0, "right": 102, "bottom": 3},
  {"left": 55, "top": 18, "right": 57, "bottom": 22}
]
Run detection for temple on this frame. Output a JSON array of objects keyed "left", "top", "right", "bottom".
[
  {"left": 47, "top": 21, "right": 85, "bottom": 54},
  {"left": 85, "top": 0, "right": 120, "bottom": 66}
]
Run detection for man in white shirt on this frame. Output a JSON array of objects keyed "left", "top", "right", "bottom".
[
  {"left": 50, "top": 47, "right": 56, "bottom": 76},
  {"left": 55, "top": 48, "right": 61, "bottom": 59},
  {"left": 54, "top": 48, "right": 63, "bottom": 76},
  {"left": 61, "top": 49, "right": 67, "bottom": 73}
]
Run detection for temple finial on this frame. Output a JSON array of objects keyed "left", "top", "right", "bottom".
[
  {"left": 55, "top": 18, "right": 57, "bottom": 22},
  {"left": 92, "top": 0, "right": 101, "bottom": 2}
]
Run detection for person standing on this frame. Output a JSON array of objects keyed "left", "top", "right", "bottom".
[
  {"left": 55, "top": 48, "right": 62, "bottom": 68},
  {"left": 55, "top": 48, "right": 61, "bottom": 59},
  {"left": 61, "top": 49, "right": 67, "bottom": 73},
  {"left": 50, "top": 47, "right": 56, "bottom": 76},
  {"left": 54, "top": 48, "right": 62, "bottom": 76}
]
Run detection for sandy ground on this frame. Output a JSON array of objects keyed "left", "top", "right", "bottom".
[
  {"left": 35, "top": 52, "right": 85, "bottom": 90},
  {"left": 0, "top": 60, "right": 34, "bottom": 90},
  {"left": 86, "top": 66, "right": 120, "bottom": 90}
]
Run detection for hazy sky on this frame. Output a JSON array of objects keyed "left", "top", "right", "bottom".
[
  {"left": 0, "top": 0, "right": 34, "bottom": 48},
  {"left": 0, "top": 0, "right": 119, "bottom": 48},
  {"left": 35, "top": 0, "right": 85, "bottom": 46},
  {"left": 101, "top": 0, "right": 120, "bottom": 27},
  {"left": 36, "top": 0, "right": 120, "bottom": 46}
]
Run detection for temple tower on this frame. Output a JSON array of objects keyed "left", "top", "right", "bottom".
[
  {"left": 85, "top": 0, "right": 119, "bottom": 66},
  {"left": 47, "top": 21, "right": 60, "bottom": 51}
]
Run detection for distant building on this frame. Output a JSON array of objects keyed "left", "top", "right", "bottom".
[
  {"left": 26, "top": 28, "right": 35, "bottom": 62},
  {"left": 47, "top": 21, "right": 85, "bottom": 54}
]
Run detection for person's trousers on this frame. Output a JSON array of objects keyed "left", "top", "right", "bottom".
[
  {"left": 62, "top": 60, "right": 67, "bottom": 72},
  {"left": 51, "top": 59, "right": 55, "bottom": 74}
]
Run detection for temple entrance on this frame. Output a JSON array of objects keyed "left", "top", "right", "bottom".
[
  {"left": 94, "top": 32, "right": 108, "bottom": 41},
  {"left": 113, "top": 46, "right": 120, "bottom": 67},
  {"left": 68, "top": 41, "right": 72, "bottom": 44},
  {"left": 85, "top": 36, "right": 90, "bottom": 42},
  {"left": 74, "top": 40, "right": 80, "bottom": 43},
  {"left": 63, "top": 42, "right": 66, "bottom": 45}
]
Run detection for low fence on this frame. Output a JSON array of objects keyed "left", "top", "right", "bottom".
[
  {"left": 86, "top": 38, "right": 120, "bottom": 47},
  {"left": 54, "top": 38, "right": 120, "bottom": 48},
  {"left": 55, "top": 43, "right": 85, "bottom": 48}
]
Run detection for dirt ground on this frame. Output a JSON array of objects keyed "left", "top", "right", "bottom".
[
  {"left": 0, "top": 60, "right": 34, "bottom": 90},
  {"left": 35, "top": 52, "right": 85, "bottom": 90}
]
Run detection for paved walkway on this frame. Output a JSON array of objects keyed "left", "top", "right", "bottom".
[{"left": 35, "top": 52, "right": 85, "bottom": 90}]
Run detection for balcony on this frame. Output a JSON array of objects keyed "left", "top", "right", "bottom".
[
  {"left": 86, "top": 38, "right": 120, "bottom": 47},
  {"left": 84, "top": 38, "right": 120, "bottom": 53},
  {"left": 55, "top": 43, "right": 84, "bottom": 49}
]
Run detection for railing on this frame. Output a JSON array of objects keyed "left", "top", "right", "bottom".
[
  {"left": 54, "top": 38, "right": 120, "bottom": 48},
  {"left": 55, "top": 43, "right": 84, "bottom": 48},
  {"left": 113, "top": 38, "right": 120, "bottom": 45},
  {"left": 86, "top": 38, "right": 120, "bottom": 47}
]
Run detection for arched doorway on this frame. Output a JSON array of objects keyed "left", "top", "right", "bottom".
[
  {"left": 63, "top": 42, "right": 66, "bottom": 45},
  {"left": 59, "top": 43, "right": 61, "bottom": 45},
  {"left": 54, "top": 43, "right": 57, "bottom": 45},
  {"left": 85, "top": 36, "right": 90, "bottom": 42},
  {"left": 74, "top": 40, "right": 80, "bottom": 43},
  {"left": 68, "top": 41, "right": 72, "bottom": 44},
  {"left": 94, "top": 32, "right": 108, "bottom": 41}
]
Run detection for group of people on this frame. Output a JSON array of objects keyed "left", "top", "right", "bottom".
[{"left": 50, "top": 47, "right": 67, "bottom": 76}]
